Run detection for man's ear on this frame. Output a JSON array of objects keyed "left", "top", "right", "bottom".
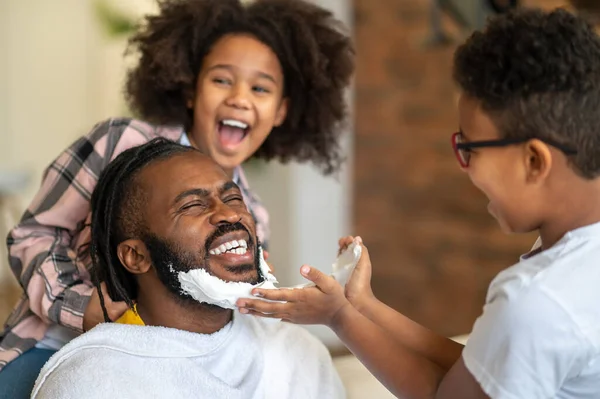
[
  {"left": 274, "top": 97, "right": 289, "bottom": 127},
  {"left": 524, "top": 139, "right": 553, "bottom": 184},
  {"left": 117, "top": 239, "right": 152, "bottom": 275}
]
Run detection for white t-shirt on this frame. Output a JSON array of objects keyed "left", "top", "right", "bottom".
[{"left": 463, "top": 222, "right": 600, "bottom": 399}]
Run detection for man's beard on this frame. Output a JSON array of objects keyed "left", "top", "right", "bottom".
[{"left": 142, "top": 222, "right": 263, "bottom": 309}]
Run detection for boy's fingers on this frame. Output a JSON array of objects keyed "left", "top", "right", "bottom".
[
  {"left": 338, "top": 236, "right": 354, "bottom": 246},
  {"left": 300, "top": 265, "right": 337, "bottom": 292},
  {"left": 359, "top": 243, "right": 370, "bottom": 263},
  {"left": 237, "top": 298, "right": 289, "bottom": 314},
  {"left": 338, "top": 236, "right": 354, "bottom": 254},
  {"left": 251, "top": 288, "right": 296, "bottom": 302}
]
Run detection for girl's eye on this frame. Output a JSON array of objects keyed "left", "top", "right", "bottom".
[
  {"left": 252, "top": 86, "right": 270, "bottom": 94},
  {"left": 213, "top": 78, "right": 232, "bottom": 85}
]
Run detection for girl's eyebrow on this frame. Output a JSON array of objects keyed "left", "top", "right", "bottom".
[{"left": 207, "top": 64, "right": 277, "bottom": 84}]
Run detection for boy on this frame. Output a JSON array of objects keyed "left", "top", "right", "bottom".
[{"left": 238, "top": 8, "right": 600, "bottom": 398}]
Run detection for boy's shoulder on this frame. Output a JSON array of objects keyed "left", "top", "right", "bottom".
[
  {"left": 492, "top": 224, "right": 600, "bottom": 289},
  {"left": 463, "top": 225, "right": 600, "bottom": 398},
  {"left": 485, "top": 223, "right": 600, "bottom": 345}
]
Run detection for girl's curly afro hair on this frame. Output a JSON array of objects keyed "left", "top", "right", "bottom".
[{"left": 125, "top": 0, "right": 355, "bottom": 175}]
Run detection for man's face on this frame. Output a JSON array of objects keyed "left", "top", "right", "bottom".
[{"left": 136, "top": 152, "right": 262, "bottom": 300}]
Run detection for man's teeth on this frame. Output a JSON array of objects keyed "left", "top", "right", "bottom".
[
  {"left": 209, "top": 239, "right": 248, "bottom": 255},
  {"left": 221, "top": 119, "right": 248, "bottom": 129}
]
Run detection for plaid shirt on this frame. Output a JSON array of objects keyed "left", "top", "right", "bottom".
[{"left": 0, "top": 118, "right": 270, "bottom": 369}]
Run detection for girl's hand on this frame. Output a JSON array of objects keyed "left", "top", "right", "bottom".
[
  {"left": 236, "top": 265, "right": 350, "bottom": 328},
  {"left": 339, "top": 236, "right": 375, "bottom": 312},
  {"left": 83, "top": 282, "right": 129, "bottom": 331}
]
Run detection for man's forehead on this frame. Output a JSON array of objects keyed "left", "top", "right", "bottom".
[{"left": 140, "top": 152, "right": 231, "bottom": 195}]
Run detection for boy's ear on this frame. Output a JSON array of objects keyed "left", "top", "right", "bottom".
[
  {"left": 117, "top": 239, "right": 152, "bottom": 275},
  {"left": 524, "top": 139, "right": 553, "bottom": 183}
]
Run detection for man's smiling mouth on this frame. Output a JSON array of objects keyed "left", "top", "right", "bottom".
[
  {"left": 206, "top": 230, "right": 255, "bottom": 267},
  {"left": 208, "top": 238, "right": 248, "bottom": 255}
]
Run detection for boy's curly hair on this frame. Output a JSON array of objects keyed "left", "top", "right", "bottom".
[
  {"left": 453, "top": 8, "right": 600, "bottom": 178},
  {"left": 125, "top": 0, "right": 355, "bottom": 175}
]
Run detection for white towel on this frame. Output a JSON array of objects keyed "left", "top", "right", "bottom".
[{"left": 31, "top": 312, "right": 345, "bottom": 399}]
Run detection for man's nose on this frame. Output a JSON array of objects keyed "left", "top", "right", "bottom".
[
  {"left": 224, "top": 84, "right": 251, "bottom": 110},
  {"left": 209, "top": 202, "right": 242, "bottom": 226}
]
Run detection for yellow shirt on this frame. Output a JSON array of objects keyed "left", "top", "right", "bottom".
[{"left": 115, "top": 305, "right": 145, "bottom": 326}]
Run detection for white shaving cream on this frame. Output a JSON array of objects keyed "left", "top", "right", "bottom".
[
  {"left": 177, "top": 241, "right": 362, "bottom": 309},
  {"left": 177, "top": 247, "right": 277, "bottom": 310}
]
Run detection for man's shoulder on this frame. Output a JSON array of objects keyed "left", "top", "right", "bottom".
[{"left": 32, "top": 339, "right": 138, "bottom": 398}]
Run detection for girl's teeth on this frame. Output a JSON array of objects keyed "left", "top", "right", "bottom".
[
  {"left": 222, "top": 119, "right": 249, "bottom": 129},
  {"left": 225, "top": 242, "right": 233, "bottom": 250}
]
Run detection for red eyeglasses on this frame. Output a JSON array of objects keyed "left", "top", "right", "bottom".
[{"left": 451, "top": 132, "right": 577, "bottom": 168}]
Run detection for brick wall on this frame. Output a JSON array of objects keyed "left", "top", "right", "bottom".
[{"left": 351, "top": 0, "right": 565, "bottom": 336}]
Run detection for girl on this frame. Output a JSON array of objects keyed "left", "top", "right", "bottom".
[{"left": 0, "top": 0, "right": 354, "bottom": 397}]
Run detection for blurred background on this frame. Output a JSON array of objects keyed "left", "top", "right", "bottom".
[{"left": 0, "top": 0, "right": 588, "bottom": 396}]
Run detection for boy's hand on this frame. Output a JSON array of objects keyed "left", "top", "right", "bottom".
[
  {"left": 338, "top": 236, "right": 375, "bottom": 311},
  {"left": 236, "top": 265, "right": 350, "bottom": 328},
  {"left": 83, "top": 282, "right": 129, "bottom": 331}
]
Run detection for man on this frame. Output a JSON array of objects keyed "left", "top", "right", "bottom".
[{"left": 31, "top": 138, "right": 344, "bottom": 398}]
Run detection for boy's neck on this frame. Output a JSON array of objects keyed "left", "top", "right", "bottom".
[{"left": 538, "top": 179, "right": 600, "bottom": 249}]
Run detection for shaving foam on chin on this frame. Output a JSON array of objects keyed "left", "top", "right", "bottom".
[
  {"left": 177, "top": 247, "right": 278, "bottom": 310},
  {"left": 177, "top": 241, "right": 362, "bottom": 316}
]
